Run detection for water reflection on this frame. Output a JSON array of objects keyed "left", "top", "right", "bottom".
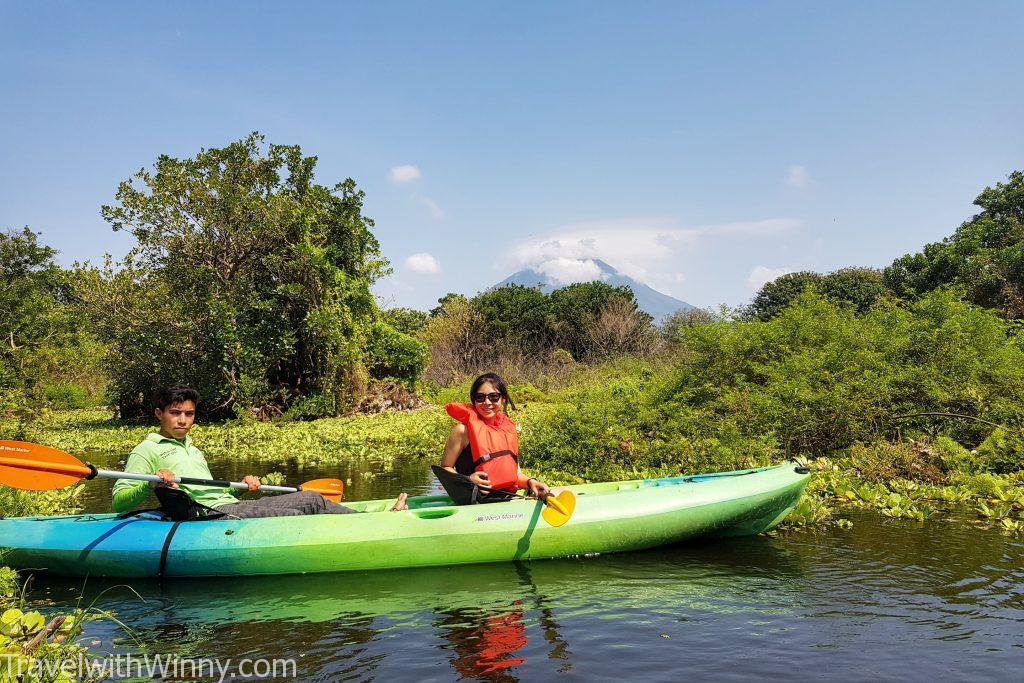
[
  {"left": 31, "top": 537, "right": 811, "bottom": 680},
  {"left": 437, "top": 601, "right": 527, "bottom": 679}
]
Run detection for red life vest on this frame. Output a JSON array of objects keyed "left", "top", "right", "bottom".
[{"left": 446, "top": 403, "right": 520, "bottom": 492}]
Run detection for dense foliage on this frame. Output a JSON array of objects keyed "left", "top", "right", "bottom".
[
  {"left": 885, "top": 170, "right": 1024, "bottom": 316},
  {"left": 78, "top": 133, "right": 425, "bottom": 418},
  {"left": 418, "top": 281, "right": 655, "bottom": 383},
  {"left": 745, "top": 267, "right": 885, "bottom": 320},
  {"left": 0, "top": 228, "right": 106, "bottom": 412},
  {"left": 528, "top": 291, "right": 1024, "bottom": 482}
]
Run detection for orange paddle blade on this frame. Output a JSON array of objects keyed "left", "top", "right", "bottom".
[
  {"left": 541, "top": 490, "right": 576, "bottom": 527},
  {"left": 300, "top": 478, "right": 344, "bottom": 503},
  {"left": 0, "top": 441, "right": 93, "bottom": 491}
]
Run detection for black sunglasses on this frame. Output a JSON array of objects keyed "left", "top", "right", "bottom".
[{"left": 472, "top": 392, "right": 503, "bottom": 404}]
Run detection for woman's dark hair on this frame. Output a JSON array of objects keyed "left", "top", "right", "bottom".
[
  {"left": 153, "top": 385, "right": 199, "bottom": 411},
  {"left": 470, "top": 372, "right": 515, "bottom": 411}
]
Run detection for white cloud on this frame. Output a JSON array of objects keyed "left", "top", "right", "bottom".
[
  {"left": 415, "top": 194, "right": 446, "bottom": 220},
  {"left": 510, "top": 217, "right": 799, "bottom": 285},
  {"left": 535, "top": 258, "right": 607, "bottom": 286},
  {"left": 404, "top": 252, "right": 441, "bottom": 275},
  {"left": 786, "top": 165, "right": 809, "bottom": 188},
  {"left": 747, "top": 265, "right": 793, "bottom": 292},
  {"left": 389, "top": 164, "right": 422, "bottom": 184}
]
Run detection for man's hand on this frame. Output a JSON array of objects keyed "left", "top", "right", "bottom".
[
  {"left": 150, "top": 469, "right": 179, "bottom": 489},
  {"left": 468, "top": 471, "right": 490, "bottom": 487},
  {"left": 242, "top": 475, "right": 261, "bottom": 492}
]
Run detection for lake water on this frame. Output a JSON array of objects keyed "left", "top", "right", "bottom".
[{"left": 25, "top": 456, "right": 1024, "bottom": 681}]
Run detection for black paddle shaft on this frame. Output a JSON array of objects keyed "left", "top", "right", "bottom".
[{"left": 431, "top": 465, "right": 549, "bottom": 503}]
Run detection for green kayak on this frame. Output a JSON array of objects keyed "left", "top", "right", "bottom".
[{"left": 0, "top": 463, "right": 809, "bottom": 578}]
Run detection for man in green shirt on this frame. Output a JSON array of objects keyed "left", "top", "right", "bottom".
[{"left": 113, "top": 385, "right": 408, "bottom": 517}]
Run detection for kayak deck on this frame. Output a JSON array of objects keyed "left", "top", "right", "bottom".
[{"left": 0, "top": 463, "right": 810, "bottom": 578}]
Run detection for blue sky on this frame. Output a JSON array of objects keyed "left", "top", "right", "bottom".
[{"left": 2, "top": 2, "right": 1021, "bottom": 310}]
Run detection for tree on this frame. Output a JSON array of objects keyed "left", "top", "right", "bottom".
[
  {"left": 382, "top": 307, "right": 429, "bottom": 335},
  {"left": 471, "top": 285, "right": 551, "bottom": 352},
  {"left": 745, "top": 271, "right": 824, "bottom": 321},
  {"left": 0, "top": 227, "right": 61, "bottom": 382},
  {"left": 661, "top": 307, "right": 719, "bottom": 343},
  {"left": 547, "top": 282, "right": 650, "bottom": 360},
  {"left": 585, "top": 297, "right": 658, "bottom": 359},
  {"left": 417, "top": 295, "right": 489, "bottom": 384},
  {"left": 86, "top": 133, "right": 418, "bottom": 418},
  {"left": 0, "top": 228, "right": 107, "bottom": 408},
  {"left": 884, "top": 170, "right": 1024, "bottom": 317},
  {"left": 820, "top": 267, "right": 886, "bottom": 314},
  {"left": 429, "top": 293, "right": 467, "bottom": 318}
]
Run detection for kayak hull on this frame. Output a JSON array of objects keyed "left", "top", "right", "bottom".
[{"left": 0, "top": 463, "right": 810, "bottom": 578}]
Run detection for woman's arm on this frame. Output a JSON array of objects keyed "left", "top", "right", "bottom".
[
  {"left": 440, "top": 423, "right": 469, "bottom": 470},
  {"left": 441, "top": 423, "right": 491, "bottom": 486}
]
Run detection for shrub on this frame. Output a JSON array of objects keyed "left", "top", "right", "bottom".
[
  {"left": 364, "top": 321, "right": 429, "bottom": 386},
  {"left": 975, "top": 428, "right": 1024, "bottom": 474},
  {"left": 42, "top": 382, "right": 89, "bottom": 409},
  {"left": 846, "top": 441, "right": 949, "bottom": 484},
  {"left": 659, "top": 290, "right": 1024, "bottom": 456}
]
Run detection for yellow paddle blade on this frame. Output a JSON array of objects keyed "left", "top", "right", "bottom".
[
  {"left": 0, "top": 441, "right": 93, "bottom": 491},
  {"left": 541, "top": 490, "right": 576, "bottom": 527},
  {"left": 300, "top": 478, "right": 345, "bottom": 503}
]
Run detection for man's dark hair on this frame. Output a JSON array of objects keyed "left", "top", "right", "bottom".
[{"left": 153, "top": 385, "right": 199, "bottom": 411}]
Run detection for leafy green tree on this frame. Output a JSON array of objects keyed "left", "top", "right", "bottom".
[
  {"left": 382, "top": 307, "right": 429, "bottom": 335},
  {"left": 429, "top": 293, "right": 467, "bottom": 317},
  {"left": 747, "top": 268, "right": 885, "bottom": 321},
  {"left": 884, "top": 170, "right": 1024, "bottom": 317},
  {"left": 745, "top": 271, "right": 824, "bottom": 321},
  {"left": 0, "top": 228, "right": 61, "bottom": 388},
  {"left": 0, "top": 229, "right": 107, "bottom": 410},
  {"left": 364, "top": 321, "right": 430, "bottom": 384},
  {"left": 547, "top": 282, "right": 648, "bottom": 360},
  {"left": 86, "top": 133, "right": 416, "bottom": 418},
  {"left": 820, "top": 267, "right": 886, "bottom": 313},
  {"left": 661, "top": 307, "right": 720, "bottom": 343},
  {"left": 417, "top": 295, "right": 488, "bottom": 384},
  {"left": 471, "top": 285, "right": 551, "bottom": 352}
]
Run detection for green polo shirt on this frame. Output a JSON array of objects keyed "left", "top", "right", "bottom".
[{"left": 111, "top": 433, "right": 241, "bottom": 513}]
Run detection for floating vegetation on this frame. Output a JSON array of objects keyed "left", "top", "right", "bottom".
[
  {"left": 4, "top": 402, "right": 1024, "bottom": 536},
  {"left": 795, "top": 445, "right": 1024, "bottom": 534}
]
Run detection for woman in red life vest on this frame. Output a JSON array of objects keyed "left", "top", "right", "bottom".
[{"left": 441, "top": 372, "right": 552, "bottom": 500}]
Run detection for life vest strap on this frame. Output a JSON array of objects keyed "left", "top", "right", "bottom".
[{"left": 472, "top": 449, "right": 518, "bottom": 468}]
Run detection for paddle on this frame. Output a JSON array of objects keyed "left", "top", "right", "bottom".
[
  {"left": 430, "top": 465, "right": 576, "bottom": 527},
  {"left": 0, "top": 440, "right": 344, "bottom": 502}
]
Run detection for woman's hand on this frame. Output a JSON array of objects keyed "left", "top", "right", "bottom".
[
  {"left": 468, "top": 471, "right": 491, "bottom": 487},
  {"left": 528, "top": 478, "right": 551, "bottom": 498},
  {"left": 242, "top": 475, "right": 261, "bottom": 492},
  {"left": 150, "top": 469, "right": 179, "bottom": 489}
]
